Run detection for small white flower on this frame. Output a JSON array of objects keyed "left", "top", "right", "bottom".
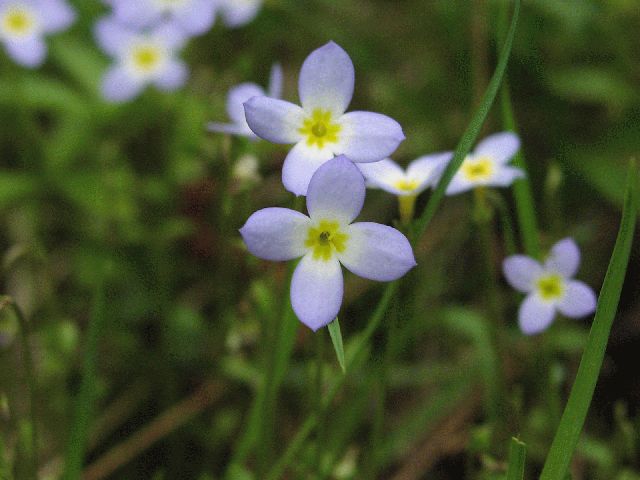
[
  {"left": 208, "top": 63, "right": 283, "bottom": 139},
  {"left": 240, "top": 156, "right": 416, "bottom": 330},
  {"left": 0, "top": 0, "right": 75, "bottom": 67},
  {"left": 95, "top": 18, "right": 188, "bottom": 102},
  {"left": 446, "top": 132, "right": 524, "bottom": 195},
  {"left": 503, "top": 238, "right": 597, "bottom": 335},
  {"left": 243, "top": 41, "right": 405, "bottom": 196}
]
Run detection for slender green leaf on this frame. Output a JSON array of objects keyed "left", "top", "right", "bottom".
[
  {"left": 411, "top": 0, "right": 521, "bottom": 243},
  {"left": 540, "top": 160, "right": 638, "bottom": 480},
  {"left": 63, "top": 272, "right": 107, "bottom": 480},
  {"left": 506, "top": 437, "right": 527, "bottom": 480},
  {"left": 327, "top": 318, "right": 346, "bottom": 373}
]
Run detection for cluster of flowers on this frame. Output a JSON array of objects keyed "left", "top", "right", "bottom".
[
  {"left": 0, "top": 0, "right": 263, "bottom": 102},
  {"left": 95, "top": 0, "right": 263, "bottom": 102},
  {"left": 220, "top": 42, "right": 597, "bottom": 334}
]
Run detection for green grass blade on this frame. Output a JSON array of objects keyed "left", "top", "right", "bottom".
[
  {"left": 63, "top": 274, "right": 107, "bottom": 480},
  {"left": 327, "top": 318, "right": 346, "bottom": 373},
  {"left": 506, "top": 437, "right": 527, "bottom": 480},
  {"left": 411, "top": 0, "right": 521, "bottom": 243},
  {"left": 540, "top": 160, "right": 638, "bottom": 480}
]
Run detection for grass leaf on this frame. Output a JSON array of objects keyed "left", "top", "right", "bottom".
[
  {"left": 540, "top": 160, "right": 638, "bottom": 480},
  {"left": 507, "top": 437, "right": 527, "bottom": 480},
  {"left": 327, "top": 318, "right": 346, "bottom": 373}
]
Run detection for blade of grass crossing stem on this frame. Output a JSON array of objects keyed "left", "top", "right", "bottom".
[
  {"left": 266, "top": 4, "right": 522, "bottom": 478},
  {"left": 540, "top": 160, "right": 638, "bottom": 480},
  {"left": 411, "top": 0, "right": 520, "bottom": 244},
  {"left": 63, "top": 275, "right": 106, "bottom": 480},
  {"left": 328, "top": 318, "right": 346, "bottom": 373},
  {"left": 506, "top": 437, "right": 527, "bottom": 480}
]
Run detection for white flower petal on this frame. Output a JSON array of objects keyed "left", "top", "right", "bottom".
[
  {"left": 101, "top": 65, "right": 144, "bottom": 102},
  {"left": 518, "top": 294, "right": 556, "bottom": 335},
  {"left": 557, "top": 280, "right": 597, "bottom": 318},
  {"left": 445, "top": 172, "right": 474, "bottom": 196},
  {"left": 474, "top": 131, "right": 520, "bottom": 164},
  {"left": 306, "top": 156, "right": 365, "bottom": 224},
  {"left": 174, "top": 0, "right": 216, "bottom": 35},
  {"left": 39, "top": 0, "right": 76, "bottom": 33},
  {"left": 485, "top": 165, "right": 525, "bottom": 188},
  {"left": 154, "top": 61, "right": 188, "bottom": 91},
  {"left": 357, "top": 159, "right": 406, "bottom": 194},
  {"left": 335, "top": 111, "right": 405, "bottom": 162},
  {"left": 406, "top": 152, "right": 453, "bottom": 190},
  {"left": 339, "top": 222, "right": 416, "bottom": 281},
  {"left": 94, "top": 18, "right": 135, "bottom": 57},
  {"left": 219, "top": 0, "right": 262, "bottom": 28},
  {"left": 299, "top": 41, "right": 354, "bottom": 116},
  {"left": 243, "top": 96, "right": 305, "bottom": 144},
  {"left": 281, "top": 141, "right": 334, "bottom": 196},
  {"left": 291, "top": 254, "right": 343, "bottom": 331},
  {"left": 545, "top": 237, "right": 581, "bottom": 278},
  {"left": 502, "top": 255, "right": 543, "bottom": 293},
  {"left": 239, "top": 207, "right": 310, "bottom": 261},
  {"left": 207, "top": 122, "right": 253, "bottom": 137},
  {"left": 5, "top": 37, "right": 46, "bottom": 67}
]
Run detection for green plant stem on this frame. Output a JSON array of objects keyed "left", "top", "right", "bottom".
[
  {"left": 0, "top": 297, "right": 37, "bottom": 480},
  {"left": 506, "top": 437, "right": 527, "bottom": 480},
  {"left": 313, "top": 330, "right": 325, "bottom": 479},
  {"left": 411, "top": 0, "right": 520, "bottom": 244},
  {"left": 540, "top": 160, "right": 638, "bottom": 480},
  {"left": 63, "top": 273, "right": 107, "bottom": 480}
]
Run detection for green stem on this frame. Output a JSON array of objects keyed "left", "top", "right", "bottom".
[
  {"left": 506, "top": 437, "right": 527, "bottom": 480},
  {"left": 313, "top": 331, "right": 325, "bottom": 478},
  {"left": 0, "top": 297, "right": 37, "bottom": 480},
  {"left": 540, "top": 160, "right": 638, "bottom": 480}
]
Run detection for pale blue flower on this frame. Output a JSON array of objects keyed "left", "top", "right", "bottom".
[
  {"left": 446, "top": 132, "right": 524, "bottom": 195},
  {"left": 503, "top": 238, "right": 597, "bottom": 335},
  {"left": 208, "top": 63, "right": 283, "bottom": 139},
  {"left": 95, "top": 18, "right": 188, "bottom": 103},
  {"left": 243, "top": 42, "right": 405, "bottom": 196},
  {"left": 217, "top": 0, "right": 262, "bottom": 28},
  {"left": 240, "top": 156, "right": 416, "bottom": 330},
  {"left": 358, "top": 152, "right": 452, "bottom": 197},
  {"left": 0, "top": 0, "right": 75, "bottom": 67},
  {"left": 103, "top": 0, "right": 217, "bottom": 36}
]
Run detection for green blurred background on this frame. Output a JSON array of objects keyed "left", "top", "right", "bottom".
[{"left": 1, "top": 0, "right": 639, "bottom": 478}]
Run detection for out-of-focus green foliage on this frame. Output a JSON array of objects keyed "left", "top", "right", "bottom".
[{"left": 1, "top": 0, "right": 639, "bottom": 479}]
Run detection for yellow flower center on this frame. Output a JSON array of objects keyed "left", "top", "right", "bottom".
[
  {"left": 536, "top": 274, "right": 565, "bottom": 301},
  {"left": 299, "top": 109, "right": 341, "bottom": 149},
  {"left": 462, "top": 156, "right": 494, "bottom": 182},
  {"left": 393, "top": 178, "right": 419, "bottom": 193},
  {"left": 304, "top": 220, "right": 348, "bottom": 261},
  {"left": 131, "top": 45, "right": 163, "bottom": 72},
  {"left": 2, "top": 8, "right": 35, "bottom": 36}
]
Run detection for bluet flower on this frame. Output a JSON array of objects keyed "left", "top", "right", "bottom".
[
  {"left": 217, "top": 0, "right": 262, "bottom": 28},
  {"left": 240, "top": 156, "right": 416, "bottom": 330},
  {"left": 358, "top": 152, "right": 452, "bottom": 223},
  {"left": 208, "top": 63, "right": 283, "bottom": 139},
  {"left": 446, "top": 132, "right": 523, "bottom": 195},
  {"left": 0, "top": 0, "right": 75, "bottom": 67},
  {"left": 95, "top": 18, "right": 188, "bottom": 102},
  {"left": 244, "top": 42, "right": 405, "bottom": 196},
  {"left": 503, "top": 238, "right": 597, "bottom": 335},
  {"left": 104, "top": 0, "right": 217, "bottom": 36}
]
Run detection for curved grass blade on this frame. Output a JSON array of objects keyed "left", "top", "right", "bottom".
[
  {"left": 540, "top": 160, "right": 638, "bottom": 480},
  {"left": 506, "top": 437, "right": 527, "bottom": 480},
  {"left": 328, "top": 318, "right": 346, "bottom": 373},
  {"left": 411, "top": 0, "right": 521, "bottom": 243},
  {"left": 63, "top": 274, "right": 106, "bottom": 480}
]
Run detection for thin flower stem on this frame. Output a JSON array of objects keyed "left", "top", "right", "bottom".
[
  {"left": 0, "top": 297, "right": 38, "bottom": 480},
  {"left": 313, "top": 330, "right": 325, "bottom": 478}
]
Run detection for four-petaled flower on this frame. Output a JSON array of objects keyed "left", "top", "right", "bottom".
[
  {"left": 0, "top": 0, "right": 75, "bottom": 67},
  {"left": 240, "top": 156, "right": 416, "bottom": 330},
  {"left": 103, "top": 0, "right": 217, "bottom": 36},
  {"left": 217, "top": 0, "right": 262, "bottom": 28},
  {"left": 208, "top": 63, "right": 283, "bottom": 139},
  {"left": 446, "top": 132, "right": 524, "bottom": 195},
  {"left": 95, "top": 18, "right": 188, "bottom": 103},
  {"left": 503, "top": 238, "right": 597, "bottom": 335},
  {"left": 243, "top": 41, "right": 405, "bottom": 196}
]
